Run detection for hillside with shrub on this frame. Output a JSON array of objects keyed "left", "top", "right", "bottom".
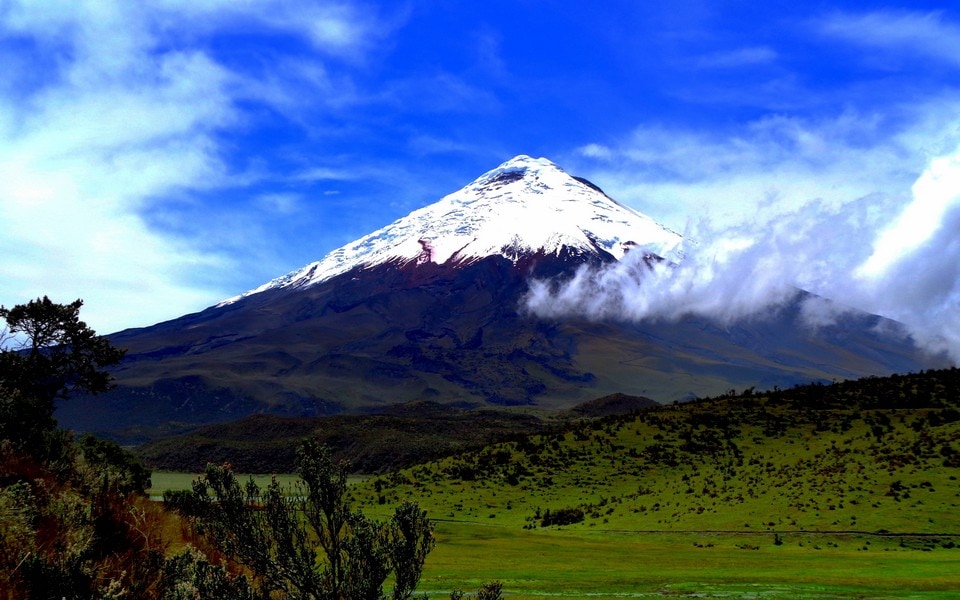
[
  {"left": 356, "top": 368, "right": 960, "bottom": 545},
  {"left": 134, "top": 402, "right": 550, "bottom": 473}
]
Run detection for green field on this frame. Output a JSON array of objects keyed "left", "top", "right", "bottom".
[
  {"left": 149, "top": 471, "right": 960, "bottom": 599},
  {"left": 148, "top": 471, "right": 373, "bottom": 499},
  {"left": 357, "top": 506, "right": 960, "bottom": 599},
  {"left": 147, "top": 479, "right": 960, "bottom": 599},
  {"left": 149, "top": 370, "right": 960, "bottom": 598},
  {"left": 148, "top": 471, "right": 302, "bottom": 499},
  {"left": 353, "top": 373, "right": 960, "bottom": 598},
  {"left": 418, "top": 521, "right": 960, "bottom": 599}
]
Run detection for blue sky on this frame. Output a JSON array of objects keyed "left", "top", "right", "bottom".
[{"left": 3, "top": 1, "right": 960, "bottom": 358}]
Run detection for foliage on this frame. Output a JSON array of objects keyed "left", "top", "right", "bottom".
[
  {"left": 0, "top": 297, "right": 173, "bottom": 599},
  {"left": 0, "top": 296, "right": 125, "bottom": 457},
  {"left": 449, "top": 581, "right": 504, "bottom": 600},
  {"left": 158, "top": 546, "right": 258, "bottom": 600},
  {"left": 0, "top": 442, "right": 174, "bottom": 600},
  {"left": 540, "top": 507, "right": 584, "bottom": 527},
  {"left": 78, "top": 433, "right": 152, "bottom": 495},
  {"left": 0, "top": 296, "right": 450, "bottom": 599},
  {"left": 134, "top": 405, "right": 547, "bottom": 474},
  {"left": 389, "top": 500, "right": 436, "bottom": 600},
  {"left": 170, "top": 438, "right": 435, "bottom": 600}
]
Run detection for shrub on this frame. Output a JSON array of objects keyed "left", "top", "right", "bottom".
[
  {"left": 540, "top": 507, "right": 585, "bottom": 527},
  {"left": 171, "top": 439, "right": 435, "bottom": 600}
]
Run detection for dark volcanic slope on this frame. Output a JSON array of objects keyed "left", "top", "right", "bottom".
[{"left": 58, "top": 252, "right": 941, "bottom": 439}]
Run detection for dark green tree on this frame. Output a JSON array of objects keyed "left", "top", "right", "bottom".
[
  {"left": 298, "top": 438, "right": 351, "bottom": 595},
  {"left": 78, "top": 433, "right": 152, "bottom": 495},
  {"left": 0, "top": 296, "right": 125, "bottom": 453},
  {"left": 344, "top": 511, "right": 392, "bottom": 600},
  {"left": 389, "top": 500, "right": 435, "bottom": 600}
]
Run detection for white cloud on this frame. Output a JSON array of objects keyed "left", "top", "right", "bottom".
[
  {"left": 0, "top": 1, "right": 382, "bottom": 333},
  {"left": 526, "top": 199, "right": 869, "bottom": 326},
  {"left": 575, "top": 104, "right": 960, "bottom": 232},
  {"left": 818, "top": 9, "right": 960, "bottom": 66},
  {"left": 692, "top": 46, "right": 778, "bottom": 69},
  {"left": 858, "top": 151, "right": 960, "bottom": 278},
  {"left": 850, "top": 148, "right": 960, "bottom": 356},
  {"left": 257, "top": 193, "right": 303, "bottom": 215},
  {"left": 578, "top": 143, "right": 614, "bottom": 160},
  {"left": 548, "top": 101, "right": 960, "bottom": 360},
  {"left": 148, "top": 0, "right": 388, "bottom": 59}
]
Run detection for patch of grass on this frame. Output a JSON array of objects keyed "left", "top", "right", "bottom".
[
  {"left": 152, "top": 369, "right": 960, "bottom": 596},
  {"left": 148, "top": 471, "right": 307, "bottom": 497},
  {"left": 415, "top": 522, "right": 960, "bottom": 598},
  {"left": 350, "top": 368, "right": 960, "bottom": 597}
]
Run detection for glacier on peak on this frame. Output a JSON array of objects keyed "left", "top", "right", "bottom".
[{"left": 218, "top": 155, "right": 683, "bottom": 306}]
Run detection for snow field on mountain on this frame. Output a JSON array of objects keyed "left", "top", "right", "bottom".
[{"left": 219, "top": 155, "right": 682, "bottom": 306}]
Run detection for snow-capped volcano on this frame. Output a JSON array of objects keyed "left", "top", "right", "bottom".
[
  {"left": 60, "top": 156, "right": 941, "bottom": 438},
  {"left": 221, "top": 155, "right": 682, "bottom": 305}
]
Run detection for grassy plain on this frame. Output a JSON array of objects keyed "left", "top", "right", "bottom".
[
  {"left": 150, "top": 369, "right": 960, "bottom": 598},
  {"left": 147, "top": 471, "right": 303, "bottom": 499},
  {"left": 418, "top": 521, "right": 960, "bottom": 599},
  {"left": 352, "top": 371, "right": 960, "bottom": 597}
]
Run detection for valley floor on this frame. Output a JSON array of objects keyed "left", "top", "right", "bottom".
[
  {"left": 418, "top": 521, "right": 960, "bottom": 599},
  {"left": 151, "top": 472, "right": 960, "bottom": 598},
  {"left": 146, "top": 370, "right": 960, "bottom": 598}
]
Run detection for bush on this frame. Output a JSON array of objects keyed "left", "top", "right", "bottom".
[
  {"left": 540, "top": 507, "right": 585, "bottom": 527},
  {"left": 172, "top": 438, "right": 435, "bottom": 600},
  {"left": 450, "top": 581, "right": 504, "bottom": 600}
]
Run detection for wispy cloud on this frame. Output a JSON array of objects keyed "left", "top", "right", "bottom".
[
  {"left": 691, "top": 46, "right": 778, "bottom": 69},
  {"left": 574, "top": 102, "right": 960, "bottom": 231},
  {"left": 817, "top": 9, "right": 960, "bottom": 66},
  {"left": 380, "top": 72, "right": 502, "bottom": 114},
  {"left": 0, "top": 1, "right": 385, "bottom": 333}
]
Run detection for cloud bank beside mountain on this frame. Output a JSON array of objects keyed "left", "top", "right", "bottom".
[{"left": 528, "top": 138, "right": 960, "bottom": 362}]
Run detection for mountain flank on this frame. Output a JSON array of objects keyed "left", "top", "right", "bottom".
[{"left": 58, "top": 155, "right": 945, "bottom": 439}]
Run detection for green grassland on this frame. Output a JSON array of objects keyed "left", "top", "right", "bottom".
[
  {"left": 348, "top": 369, "right": 960, "bottom": 597},
  {"left": 417, "top": 522, "right": 960, "bottom": 598},
  {"left": 148, "top": 472, "right": 375, "bottom": 500},
  {"left": 151, "top": 369, "right": 960, "bottom": 597},
  {"left": 147, "top": 471, "right": 304, "bottom": 499}
]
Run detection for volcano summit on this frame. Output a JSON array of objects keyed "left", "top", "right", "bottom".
[
  {"left": 220, "top": 155, "right": 683, "bottom": 304},
  {"left": 59, "top": 156, "right": 940, "bottom": 439}
]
